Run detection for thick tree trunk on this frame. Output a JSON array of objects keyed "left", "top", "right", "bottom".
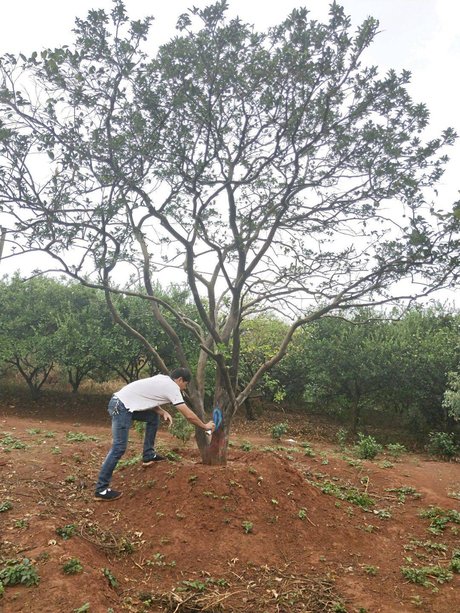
[
  {"left": 195, "top": 379, "right": 232, "bottom": 465},
  {"left": 202, "top": 426, "right": 228, "bottom": 465}
]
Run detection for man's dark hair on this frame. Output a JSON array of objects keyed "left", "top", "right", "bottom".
[{"left": 170, "top": 367, "right": 192, "bottom": 382}]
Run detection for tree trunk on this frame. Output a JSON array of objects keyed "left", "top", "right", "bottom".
[
  {"left": 195, "top": 382, "right": 232, "bottom": 465},
  {"left": 201, "top": 426, "right": 228, "bottom": 465},
  {"left": 244, "top": 397, "right": 256, "bottom": 421}
]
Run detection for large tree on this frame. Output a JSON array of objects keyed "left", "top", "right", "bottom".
[{"left": 0, "top": 1, "right": 458, "bottom": 462}]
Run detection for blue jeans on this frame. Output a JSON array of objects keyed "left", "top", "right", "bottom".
[{"left": 95, "top": 396, "right": 159, "bottom": 492}]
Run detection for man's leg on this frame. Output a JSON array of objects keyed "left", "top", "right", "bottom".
[
  {"left": 95, "top": 397, "right": 132, "bottom": 494},
  {"left": 132, "top": 409, "right": 164, "bottom": 463}
]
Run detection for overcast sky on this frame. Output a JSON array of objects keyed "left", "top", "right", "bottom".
[{"left": 0, "top": 0, "right": 459, "bottom": 290}]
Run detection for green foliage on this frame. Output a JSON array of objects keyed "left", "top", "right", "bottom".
[
  {"left": 401, "top": 565, "right": 453, "bottom": 587},
  {"left": 0, "top": 276, "right": 63, "bottom": 397},
  {"left": 66, "top": 431, "right": 99, "bottom": 443},
  {"left": 0, "top": 500, "right": 13, "bottom": 512},
  {"left": 336, "top": 428, "right": 348, "bottom": 449},
  {"left": 170, "top": 412, "right": 194, "bottom": 443},
  {"left": 385, "top": 443, "right": 406, "bottom": 458},
  {"left": 56, "top": 524, "right": 77, "bottom": 539},
  {"left": 385, "top": 486, "right": 419, "bottom": 503},
  {"left": 354, "top": 433, "right": 382, "bottom": 460},
  {"left": 443, "top": 369, "right": 460, "bottom": 421},
  {"left": 242, "top": 520, "right": 253, "bottom": 534},
  {"left": 0, "top": 433, "right": 27, "bottom": 450},
  {"left": 298, "top": 308, "right": 460, "bottom": 433},
  {"left": 426, "top": 431, "right": 458, "bottom": 459},
  {"left": 63, "top": 558, "right": 83, "bottom": 574},
  {"left": 419, "top": 506, "right": 460, "bottom": 534},
  {"left": 451, "top": 550, "right": 460, "bottom": 573},
  {"left": 298, "top": 508, "right": 308, "bottom": 520},
  {"left": 318, "top": 480, "right": 374, "bottom": 509},
  {"left": 0, "top": 558, "right": 39, "bottom": 587},
  {"left": 102, "top": 567, "right": 118, "bottom": 589},
  {"left": 271, "top": 422, "right": 288, "bottom": 440}
]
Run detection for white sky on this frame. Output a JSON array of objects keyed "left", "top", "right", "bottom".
[{"left": 0, "top": 0, "right": 459, "bottom": 295}]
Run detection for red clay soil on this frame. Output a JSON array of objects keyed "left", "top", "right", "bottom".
[{"left": 0, "top": 394, "right": 459, "bottom": 613}]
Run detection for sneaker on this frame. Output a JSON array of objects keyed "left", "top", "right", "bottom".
[
  {"left": 142, "top": 453, "right": 166, "bottom": 466},
  {"left": 94, "top": 488, "right": 123, "bottom": 501}
]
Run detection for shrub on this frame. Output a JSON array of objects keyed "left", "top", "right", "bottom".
[
  {"left": 271, "top": 422, "right": 288, "bottom": 440},
  {"left": 170, "top": 413, "right": 194, "bottom": 443},
  {"left": 386, "top": 443, "right": 406, "bottom": 458},
  {"left": 426, "top": 431, "right": 458, "bottom": 459},
  {"left": 354, "top": 433, "right": 382, "bottom": 460}
]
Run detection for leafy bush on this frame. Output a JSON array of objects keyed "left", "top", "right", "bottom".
[
  {"left": 170, "top": 413, "right": 194, "bottom": 443},
  {"left": 426, "top": 431, "right": 458, "bottom": 459},
  {"left": 271, "top": 422, "right": 288, "bottom": 440},
  {"left": 354, "top": 433, "right": 382, "bottom": 460},
  {"left": 0, "top": 558, "right": 39, "bottom": 587},
  {"left": 336, "top": 428, "right": 348, "bottom": 449},
  {"left": 386, "top": 443, "right": 406, "bottom": 458}
]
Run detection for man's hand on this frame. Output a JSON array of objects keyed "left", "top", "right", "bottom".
[
  {"left": 154, "top": 407, "right": 173, "bottom": 426},
  {"left": 161, "top": 411, "right": 173, "bottom": 426},
  {"left": 204, "top": 420, "right": 215, "bottom": 432}
]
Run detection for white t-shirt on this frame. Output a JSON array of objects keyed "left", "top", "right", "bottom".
[{"left": 114, "top": 374, "right": 184, "bottom": 412}]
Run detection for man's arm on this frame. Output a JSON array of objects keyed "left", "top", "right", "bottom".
[{"left": 175, "top": 403, "right": 215, "bottom": 431}]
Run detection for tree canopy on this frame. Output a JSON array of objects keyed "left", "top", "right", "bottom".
[{"left": 0, "top": 1, "right": 459, "bottom": 462}]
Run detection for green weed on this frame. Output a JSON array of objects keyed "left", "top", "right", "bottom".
[
  {"left": 319, "top": 480, "right": 374, "bottom": 509},
  {"left": 0, "top": 500, "right": 13, "bottom": 513},
  {"left": 102, "top": 567, "right": 118, "bottom": 589},
  {"left": 419, "top": 506, "right": 460, "bottom": 535},
  {"left": 63, "top": 558, "right": 83, "bottom": 574},
  {"left": 56, "top": 524, "right": 77, "bottom": 540},
  {"left": 401, "top": 564, "right": 453, "bottom": 587},
  {"left": 385, "top": 486, "right": 420, "bottom": 502},
  {"left": 0, "top": 558, "right": 39, "bottom": 587},
  {"left": 66, "top": 431, "right": 99, "bottom": 443},
  {"left": 0, "top": 433, "right": 26, "bottom": 450}
]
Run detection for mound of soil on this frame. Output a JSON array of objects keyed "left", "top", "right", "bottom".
[{"left": 0, "top": 395, "right": 459, "bottom": 612}]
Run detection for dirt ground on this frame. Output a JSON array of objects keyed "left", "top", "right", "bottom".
[{"left": 0, "top": 391, "right": 459, "bottom": 613}]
